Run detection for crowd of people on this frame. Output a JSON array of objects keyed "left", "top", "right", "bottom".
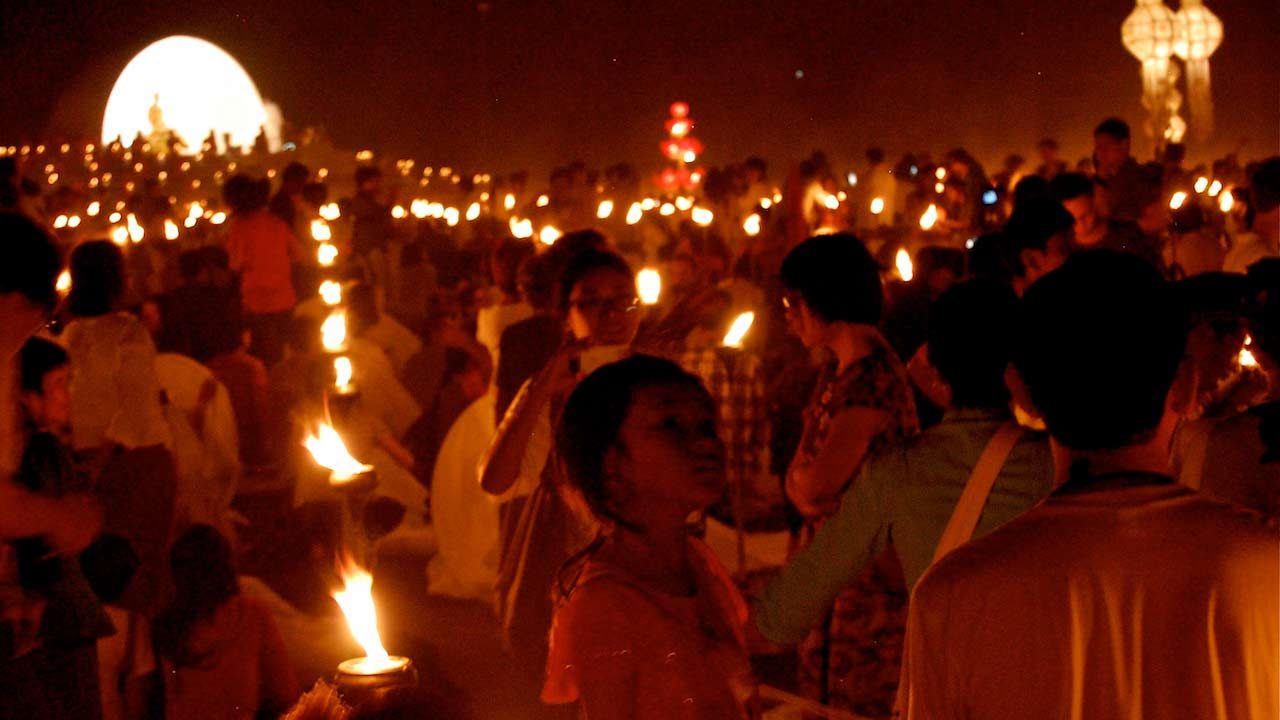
[{"left": 0, "top": 113, "right": 1276, "bottom": 720}]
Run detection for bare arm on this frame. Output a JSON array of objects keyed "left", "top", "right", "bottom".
[{"left": 785, "top": 406, "right": 889, "bottom": 518}]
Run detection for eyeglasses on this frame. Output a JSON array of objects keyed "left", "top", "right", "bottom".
[{"left": 570, "top": 295, "right": 640, "bottom": 315}]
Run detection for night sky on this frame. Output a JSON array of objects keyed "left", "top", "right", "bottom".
[{"left": 2, "top": 0, "right": 1276, "bottom": 177}]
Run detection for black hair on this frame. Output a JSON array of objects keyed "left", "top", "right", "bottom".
[
  {"left": 79, "top": 534, "right": 138, "bottom": 604},
  {"left": 1004, "top": 200, "right": 1074, "bottom": 255},
  {"left": 1014, "top": 250, "right": 1188, "bottom": 450},
  {"left": 154, "top": 524, "right": 239, "bottom": 667},
  {"left": 1049, "top": 172, "right": 1094, "bottom": 203},
  {"left": 492, "top": 237, "right": 535, "bottom": 298},
  {"left": 1251, "top": 156, "right": 1280, "bottom": 214},
  {"left": 518, "top": 253, "right": 555, "bottom": 311},
  {"left": 557, "top": 249, "right": 634, "bottom": 315},
  {"left": 866, "top": 147, "right": 886, "bottom": 165},
  {"left": 744, "top": 156, "right": 767, "bottom": 176},
  {"left": 19, "top": 337, "right": 67, "bottom": 394},
  {"left": 1011, "top": 175, "right": 1051, "bottom": 210},
  {"left": 355, "top": 165, "right": 382, "bottom": 187},
  {"left": 928, "top": 281, "right": 1017, "bottom": 409},
  {"left": 67, "top": 240, "right": 125, "bottom": 317},
  {"left": 177, "top": 249, "right": 207, "bottom": 282},
  {"left": 281, "top": 162, "right": 310, "bottom": 186},
  {"left": 555, "top": 355, "right": 712, "bottom": 532},
  {"left": 221, "top": 173, "right": 268, "bottom": 215},
  {"left": 0, "top": 212, "right": 61, "bottom": 312},
  {"left": 1094, "top": 117, "right": 1131, "bottom": 142},
  {"left": 780, "top": 233, "right": 883, "bottom": 325}
]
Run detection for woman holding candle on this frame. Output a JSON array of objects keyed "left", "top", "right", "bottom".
[
  {"left": 543, "top": 355, "right": 755, "bottom": 719},
  {"left": 479, "top": 245, "right": 640, "bottom": 682},
  {"left": 779, "top": 233, "right": 918, "bottom": 716}
]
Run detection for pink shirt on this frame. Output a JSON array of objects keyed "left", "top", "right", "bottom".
[
  {"left": 226, "top": 210, "right": 298, "bottom": 314},
  {"left": 543, "top": 539, "right": 754, "bottom": 719}
]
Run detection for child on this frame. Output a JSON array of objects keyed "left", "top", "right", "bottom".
[
  {"left": 154, "top": 524, "right": 299, "bottom": 720},
  {"left": 543, "top": 355, "right": 756, "bottom": 719},
  {"left": 80, "top": 535, "right": 156, "bottom": 720}
]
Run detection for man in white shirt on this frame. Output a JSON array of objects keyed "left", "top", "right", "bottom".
[{"left": 904, "top": 250, "right": 1279, "bottom": 720}]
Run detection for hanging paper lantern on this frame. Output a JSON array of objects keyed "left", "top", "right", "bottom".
[
  {"left": 1173, "top": 0, "right": 1223, "bottom": 141},
  {"left": 1122, "top": 0, "right": 1177, "bottom": 139}
]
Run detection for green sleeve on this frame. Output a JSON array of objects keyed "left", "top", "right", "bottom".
[{"left": 753, "top": 447, "right": 896, "bottom": 643}]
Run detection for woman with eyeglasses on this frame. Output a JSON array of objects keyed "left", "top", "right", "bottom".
[
  {"left": 479, "top": 247, "right": 642, "bottom": 688},
  {"left": 778, "top": 233, "right": 918, "bottom": 717}
]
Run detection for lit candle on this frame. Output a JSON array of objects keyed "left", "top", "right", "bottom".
[
  {"left": 210, "top": 212, "right": 227, "bottom": 225},
  {"left": 56, "top": 270, "right": 71, "bottom": 296},
  {"left": 1219, "top": 190, "right": 1234, "bottom": 213},
  {"left": 318, "top": 243, "right": 339, "bottom": 267},
  {"left": 870, "top": 197, "right": 885, "bottom": 216},
  {"left": 691, "top": 207, "right": 714, "bottom": 226},
  {"left": 86, "top": 201, "right": 100, "bottom": 217},
  {"left": 303, "top": 422, "right": 371, "bottom": 484},
  {"left": 823, "top": 194, "right": 840, "bottom": 210},
  {"left": 722, "top": 312, "right": 755, "bottom": 349},
  {"left": 919, "top": 204, "right": 939, "bottom": 231},
  {"left": 334, "top": 356, "right": 354, "bottom": 394},
  {"left": 536, "top": 194, "right": 550, "bottom": 208},
  {"left": 539, "top": 225, "right": 562, "bottom": 246},
  {"left": 509, "top": 218, "right": 533, "bottom": 239},
  {"left": 319, "top": 280, "right": 343, "bottom": 306},
  {"left": 1169, "top": 191, "right": 1188, "bottom": 210},
  {"left": 625, "top": 202, "right": 643, "bottom": 225},
  {"left": 322, "top": 311, "right": 348, "bottom": 352},
  {"left": 637, "top": 268, "right": 662, "bottom": 305},
  {"left": 503, "top": 193, "right": 516, "bottom": 211},
  {"left": 1194, "top": 177, "right": 1209, "bottom": 194},
  {"left": 1208, "top": 180, "right": 1223, "bottom": 197},
  {"left": 466, "top": 202, "right": 481, "bottom": 221},
  {"left": 311, "top": 219, "right": 332, "bottom": 242},
  {"left": 896, "top": 247, "right": 914, "bottom": 282},
  {"left": 1240, "top": 335, "right": 1258, "bottom": 368},
  {"left": 597, "top": 200, "right": 614, "bottom": 220},
  {"left": 332, "top": 554, "right": 409, "bottom": 675},
  {"left": 743, "top": 213, "right": 761, "bottom": 236}
]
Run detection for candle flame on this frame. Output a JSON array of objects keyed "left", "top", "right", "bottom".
[
  {"left": 334, "top": 356, "right": 354, "bottom": 392},
  {"left": 539, "top": 225, "right": 562, "bottom": 246},
  {"left": 637, "top": 268, "right": 662, "bottom": 305},
  {"left": 164, "top": 219, "right": 179, "bottom": 241},
  {"left": 126, "top": 213, "right": 145, "bottom": 242},
  {"left": 691, "top": 207, "right": 714, "bottom": 226},
  {"left": 319, "top": 280, "right": 343, "bottom": 306},
  {"left": 1194, "top": 177, "right": 1209, "bottom": 194},
  {"left": 934, "top": 182, "right": 946, "bottom": 195},
  {"left": 466, "top": 202, "right": 481, "bottom": 221},
  {"left": 318, "top": 243, "right": 339, "bottom": 267},
  {"left": 322, "top": 311, "right": 348, "bottom": 352},
  {"left": 1240, "top": 335, "right": 1258, "bottom": 368},
  {"left": 1219, "top": 190, "right": 1234, "bottom": 213},
  {"left": 304, "top": 422, "right": 372, "bottom": 484},
  {"left": 210, "top": 211, "right": 227, "bottom": 225},
  {"left": 536, "top": 194, "right": 550, "bottom": 208},
  {"left": 870, "top": 197, "right": 885, "bottom": 216},
  {"left": 1208, "top": 180, "right": 1223, "bottom": 197},
  {"left": 56, "top": 270, "right": 71, "bottom": 296},
  {"left": 625, "top": 202, "right": 643, "bottom": 225},
  {"left": 444, "top": 207, "right": 460, "bottom": 227},
  {"left": 919, "top": 204, "right": 939, "bottom": 231},
  {"left": 596, "top": 200, "right": 614, "bottom": 220},
  {"left": 87, "top": 201, "right": 100, "bottom": 217},
  {"left": 896, "top": 247, "right": 914, "bottom": 282},
  {"left": 391, "top": 205, "right": 407, "bottom": 220},
  {"left": 722, "top": 312, "right": 755, "bottom": 349},
  {"left": 320, "top": 203, "right": 341, "bottom": 221},
  {"left": 822, "top": 194, "right": 839, "bottom": 210},
  {"left": 935, "top": 167, "right": 947, "bottom": 180},
  {"left": 503, "top": 193, "right": 516, "bottom": 211},
  {"left": 410, "top": 199, "right": 429, "bottom": 219},
  {"left": 743, "top": 213, "right": 761, "bottom": 236},
  {"left": 509, "top": 217, "right": 533, "bottom": 239},
  {"left": 111, "top": 226, "right": 129, "bottom": 246},
  {"left": 332, "top": 553, "right": 392, "bottom": 668},
  {"left": 67, "top": 215, "right": 80, "bottom": 229},
  {"left": 1169, "top": 191, "right": 1188, "bottom": 210},
  {"left": 53, "top": 215, "right": 67, "bottom": 229}
]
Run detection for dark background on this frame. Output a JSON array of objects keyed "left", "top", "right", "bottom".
[{"left": 2, "top": 0, "right": 1276, "bottom": 177}]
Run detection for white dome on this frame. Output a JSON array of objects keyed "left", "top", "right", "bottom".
[{"left": 102, "top": 35, "right": 271, "bottom": 155}]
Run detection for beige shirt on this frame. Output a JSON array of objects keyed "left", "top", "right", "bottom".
[
  {"left": 64, "top": 313, "right": 170, "bottom": 451},
  {"left": 905, "top": 481, "right": 1279, "bottom": 720}
]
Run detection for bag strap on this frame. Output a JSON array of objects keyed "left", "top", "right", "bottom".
[{"left": 931, "top": 422, "right": 1024, "bottom": 564}]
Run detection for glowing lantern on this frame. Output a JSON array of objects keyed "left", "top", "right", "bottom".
[
  {"left": 870, "top": 197, "right": 885, "bottom": 216},
  {"left": 319, "top": 280, "right": 343, "bottom": 306},
  {"left": 935, "top": 167, "right": 947, "bottom": 180},
  {"left": 56, "top": 270, "right": 71, "bottom": 296},
  {"left": 321, "top": 311, "right": 348, "bottom": 353},
  {"left": 102, "top": 36, "right": 274, "bottom": 155},
  {"left": 919, "top": 204, "right": 939, "bottom": 231},
  {"left": 391, "top": 205, "right": 407, "bottom": 220},
  {"left": 410, "top": 199, "right": 429, "bottom": 219},
  {"left": 466, "top": 202, "right": 481, "bottom": 221},
  {"left": 759, "top": 197, "right": 773, "bottom": 210},
  {"left": 503, "top": 193, "right": 516, "bottom": 211},
  {"left": 333, "top": 356, "right": 354, "bottom": 394},
  {"left": 625, "top": 202, "right": 643, "bottom": 225},
  {"left": 67, "top": 215, "right": 81, "bottom": 229},
  {"left": 896, "top": 248, "right": 914, "bottom": 282},
  {"left": 659, "top": 203, "right": 676, "bottom": 217},
  {"left": 743, "top": 213, "right": 762, "bottom": 236},
  {"left": 1122, "top": 0, "right": 1177, "bottom": 141},
  {"left": 822, "top": 194, "right": 839, "bottom": 210},
  {"left": 722, "top": 312, "right": 755, "bottom": 349},
  {"left": 304, "top": 423, "right": 371, "bottom": 484},
  {"left": 1219, "top": 189, "right": 1234, "bottom": 213},
  {"left": 210, "top": 211, "right": 226, "bottom": 225},
  {"left": 934, "top": 182, "right": 946, "bottom": 194},
  {"left": 320, "top": 203, "right": 341, "bottom": 221},
  {"left": 637, "top": 269, "right": 662, "bottom": 306},
  {"left": 675, "top": 196, "right": 694, "bottom": 212},
  {"left": 164, "top": 219, "right": 179, "bottom": 240},
  {"left": 1170, "top": 191, "right": 1188, "bottom": 210},
  {"left": 691, "top": 207, "right": 714, "bottom": 227},
  {"left": 126, "top": 213, "right": 145, "bottom": 242},
  {"left": 1172, "top": 0, "right": 1222, "bottom": 141},
  {"left": 539, "top": 226, "right": 562, "bottom": 246},
  {"left": 111, "top": 226, "right": 129, "bottom": 246},
  {"left": 318, "top": 243, "right": 339, "bottom": 267},
  {"left": 597, "top": 200, "right": 614, "bottom": 220}
]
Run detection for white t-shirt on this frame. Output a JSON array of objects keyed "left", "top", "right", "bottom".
[{"left": 905, "top": 481, "right": 1279, "bottom": 720}]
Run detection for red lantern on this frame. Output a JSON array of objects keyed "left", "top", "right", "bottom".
[
  {"left": 665, "top": 118, "right": 693, "bottom": 138},
  {"left": 669, "top": 101, "right": 690, "bottom": 119},
  {"left": 662, "top": 140, "right": 683, "bottom": 160}
]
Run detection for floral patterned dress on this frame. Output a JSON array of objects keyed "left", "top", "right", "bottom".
[{"left": 787, "top": 335, "right": 918, "bottom": 717}]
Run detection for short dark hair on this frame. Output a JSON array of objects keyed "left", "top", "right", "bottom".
[
  {"left": 19, "top": 337, "right": 67, "bottom": 394},
  {"left": 80, "top": 534, "right": 139, "bottom": 604},
  {"left": 744, "top": 156, "right": 767, "bottom": 176},
  {"left": 1049, "top": 172, "right": 1094, "bottom": 203},
  {"left": 928, "top": 281, "right": 1018, "bottom": 409},
  {"left": 866, "top": 147, "right": 886, "bottom": 165},
  {"left": 1014, "top": 250, "right": 1188, "bottom": 450},
  {"left": 1094, "top": 117, "right": 1131, "bottom": 142},
  {"left": 68, "top": 240, "right": 125, "bottom": 317},
  {"left": 556, "top": 355, "right": 712, "bottom": 529},
  {"left": 780, "top": 233, "right": 883, "bottom": 325},
  {"left": 156, "top": 524, "right": 239, "bottom": 666},
  {"left": 1004, "top": 200, "right": 1075, "bottom": 254},
  {"left": 281, "top": 162, "right": 310, "bottom": 185},
  {"left": 0, "top": 212, "right": 61, "bottom": 312},
  {"left": 355, "top": 165, "right": 382, "bottom": 187},
  {"left": 1248, "top": 259, "right": 1280, "bottom": 363},
  {"left": 557, "top": 249, "right": 634, "bottom": 314},
  {"left": 222, "top": 173, "right": 268, "bottom": 214}
]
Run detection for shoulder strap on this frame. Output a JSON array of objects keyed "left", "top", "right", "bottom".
[{"left": 931, "top": 422, "right": 1024, "bottom": 564}]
